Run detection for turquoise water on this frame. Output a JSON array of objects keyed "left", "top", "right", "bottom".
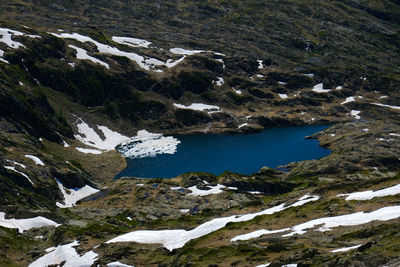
[{"left": 116, "top": 125, "right": 330, "bottom": 178}]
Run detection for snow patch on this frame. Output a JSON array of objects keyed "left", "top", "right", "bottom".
[
  {"left": 0, "top": 212, "right": 59, "bottom": 233},
  {"left": 75, "top": 147, "right": 103, "bottom": 154},
  {"left": 331, "top": 244, "right": 362, "bottom": 253},
  {"left": 238, "top": 123, "right": 249, "bottom": 129},
  {"left": 107, "top": 262, "right": 135, "bottom": 267},
  {"left": 338, "top": 183, "right": 400, "bottom": 200},
  {"left": 29, "top": 241, "right": 98, "bottom": 267},
  {"left": 68, "top": 45, "right": 110, "bottom": 69},
  {"left": 25, "top": 155, "right": 45, "bottom": 166},
  {"left": 214, "top": 77, "right": 224, "bottom": 86},
  {"left": 312, "top": 83, "right": 330, "bottom": 93},
  {"left": 233, "top": 88, "right": 242, "bottom": 95},
  {"left": 112, "top": 36, "right": 151, "bottom": 48},
  {"left": 257, "top": 60, "right": 264, "bottom": 69},
  {"left": 278, "top": 93, "right": 288, "bottom": 99},
  {"left": 169, "top": 47, "right": 205, "bottom": 55},
  {"left": 188, "top": 184, "right": 235, "bottom": 196},
  {"left": 173, "top": 103, "right": 220, "bottom": 114},
  {"left": 56, "top": 179, "right": 99, "bottom": 208},
  {"left": 350, "top": 110, "right": 361, "bottom": 120}
]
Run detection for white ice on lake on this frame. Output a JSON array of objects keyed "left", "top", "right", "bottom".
[{"left": 106, "top": 194, "right": 319, "bottom": 251}]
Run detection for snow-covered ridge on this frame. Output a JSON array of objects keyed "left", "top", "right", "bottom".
[
  {"left": 29, "top": 240, "right": 98, "bottom": 267},
  {"left": 372, "top": 103, "right": 400, "bottom": 110},
  {"left": 173, "top": 103, "right": 220, "bottom": 114},
  {"left": 0, "top": 212, "right": 59, "bottom": 233},
  {"left": 56, "top": 179, "right": 100, "bottom": 208},
  {"left": 106, "top": 194, "right": 319, "bottom": 251}
]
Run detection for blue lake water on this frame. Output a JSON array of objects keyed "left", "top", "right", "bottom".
[{"left": 116, "top": 125, "right": 330, "bottom": 178}]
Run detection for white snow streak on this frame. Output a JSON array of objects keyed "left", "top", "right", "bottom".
[
  {"left": 25, "top": 155, "right": 45, "bottom": 166},
  {"left": 338, "top": 183, "right": 400, "bottom": 200},
  {"left": 106, "top": 194, "right": 319, "bottom": 250},
  {"left": 331, "top": 244, "right": 362, "bottom": 253},
  {"left": 312, "top": 83, "right": 330, "bottom": 93},
  {"left": 68, "top": 44, "right": 109, "bottom": 69},
  {"left": 173, "top": 103, "right": 220, "bottom": 114},
  {"left": 112, "top": 36, "right": 151, "bottom": 48}
]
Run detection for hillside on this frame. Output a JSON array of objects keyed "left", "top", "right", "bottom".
[{"left": 0, "top": 0, "right": 399, "bottom": 266}]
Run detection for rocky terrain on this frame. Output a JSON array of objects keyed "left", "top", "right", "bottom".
[{"left": 0, "top": 0, "right": 399, "bottom": 266}]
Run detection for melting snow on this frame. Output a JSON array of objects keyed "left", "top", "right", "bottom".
[
  {"left": 0, "top": 212, "right": 59, "bottom": 233},
  {"left": 25, "top": 155, "right": 45, "bottom": 166},
  {"left": 173, "top": 103, "right": 220, "bottom": 114},
  {"left": 336, "top": 86, "right": 343, "bottom": 90},
  {"left": 215, "top": 58, "right": 225, "bottom": 68},
  {"left": 112, "top": 36, "right": 151, "bottom": 48},
  {"left": 29, "top": 241, "right": 98, "bottom": 267},
  {"left": 255, "top": 263, "right": 271, "bottom": 267},
  {"left": 331, "top": 244, "right": 362, "bottom": 253},
  {"left": 0, "top": 27, "right": 25, "bottom": 48},
  {"left": 55, "top": 179, "right": 99, "bottom": 208},
  {"left": 180, "top": 209, "right": 190, "bottom": 213},
  {"left": 338, "top": 183, "right": 400, "bottom": 200},
  {"left": 312, "top": 83, "right": 330, "bottom": 93},
  {"left": 106, "top": 194, "right": 319, "bottom": 250},
  {"left": 278, "top": 81, "right": 287, "bottom": 85},
  {"left": 68, "top": 45, "right": 110, "bottom": 69}
]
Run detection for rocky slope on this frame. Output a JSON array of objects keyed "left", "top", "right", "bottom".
[{"left": 0, "top": 0, "right": 399, "bottom": 266}]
